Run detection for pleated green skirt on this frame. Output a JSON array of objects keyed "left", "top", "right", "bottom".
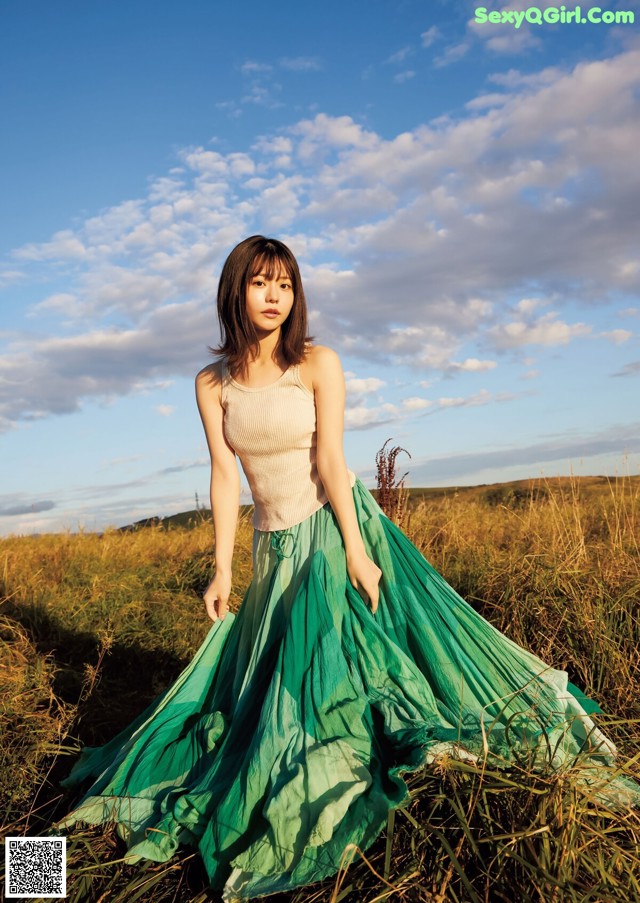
[{"left": 55, "top": 479, "right": 640, "bottom": 900}]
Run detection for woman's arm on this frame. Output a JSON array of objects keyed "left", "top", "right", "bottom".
[
  {"left": 195, "top": 364, "right": 241, "bottom": 621},
  {"left": 311, "top": 346, "right": 382, "bottom": 612}
]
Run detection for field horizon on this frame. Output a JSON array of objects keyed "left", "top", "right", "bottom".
[{"left": 116, "top": 471, "right": 640, "bottom": 533}]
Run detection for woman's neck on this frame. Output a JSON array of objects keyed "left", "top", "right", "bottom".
[
  {"left": 234, "top": 327, "right": 285, "bottom": 381},
  {"left": 250, "top": 327, "right": 282, "bottom": 366}
]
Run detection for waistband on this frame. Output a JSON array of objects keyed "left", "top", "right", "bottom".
[{"left": 270, "top": 529, "right": 296, "bottom": 562}]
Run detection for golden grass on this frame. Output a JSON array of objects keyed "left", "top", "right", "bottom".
[{"left": 1, "top": 472, "right": 639, "bottom": 902}]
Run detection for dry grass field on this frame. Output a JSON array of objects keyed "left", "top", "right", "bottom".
[{"left": 1, "top": 470, "right": 639, "bottom": 902}]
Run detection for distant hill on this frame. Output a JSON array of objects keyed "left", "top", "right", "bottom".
[
  {"left": 116, "top": 473, "right": 640, "bottom": 532},
  {"left": 117, "top": 505, "right": 251, "bottom": 532},
  {"left": 405, "top": 472, "right": 640, "bottom": 503}
]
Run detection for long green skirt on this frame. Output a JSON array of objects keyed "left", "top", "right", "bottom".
[{"left": 55, "top": 480, "right": 640, "bottom": 900}]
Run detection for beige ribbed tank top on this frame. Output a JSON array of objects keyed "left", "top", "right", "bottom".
[{"left": 221, "top": 359, "right": 355, "bottom": 531}]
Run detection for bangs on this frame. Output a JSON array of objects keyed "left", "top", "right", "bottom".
[{"left": 250, "top": 252, "right": 292, "bottom": 281}]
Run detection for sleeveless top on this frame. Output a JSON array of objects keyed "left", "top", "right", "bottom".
[{"left": 221, "top": 360, "right": 356, "bottom": 531}]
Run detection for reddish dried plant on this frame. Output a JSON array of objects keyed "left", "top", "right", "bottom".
[{"left": 375, "top": 438, "right": 411, "bottom": 528}]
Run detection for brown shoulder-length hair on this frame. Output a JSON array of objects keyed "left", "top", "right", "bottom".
[{"left": 209, "top": 235, "right": 313, "bottom": 377}]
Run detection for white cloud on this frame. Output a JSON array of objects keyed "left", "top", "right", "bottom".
[
  {"left": 241, "top": 84, "right": 282, "bottom": 109},
  {"left": 29, "top": 293, "right": 78, "bottom": 316},
  {"left": 0, "top": 268, "right": 24, "bottom": 287},
  {"left": 488, "top": 65, "right": 562, "bottom": 89},
  {"left": 155, "top": 405, "right": 175, "bottom": 416},
  {"left": 448, "top": 358, "right": 497, "bottom": 372},
  {"left": 13, "top": 229, "right": 87, "bottom": 262},
  {"left": 386, "top": 47, "right": 413, "bottom": 64},
  {"left": 600, "top": 329, "right": 632, "bottom": 344},
  {"left": 0, "top": 301, "right": 211, "bottom": 429},
  {"left": 465, "top": 92, "right": 510, "bottom": 111},
  {"left": 516, "top": 298, "right": 542, "bottom": 315},
  {"left": 215, "top": 100, "right": 242, "bottom": 119},
  {"left": 258, "top": 175, "right": 303, "bottom": 230},
  {"left": 434, "top": 42, "right": 469, "bottom": 67},
  {"left": 489, "top": 312, "right": 592, "bottom": 349},
  {"left": 344, "top": 402, "right": 399, "bottom": 430},
  {"left": 278, "top": 57, "right": 321, "bottom": 71},
  {"left": 292, "top": 113, "right": 378, "bottom": 161},
  {"left": 470, "top": 23, "right": 541, "bottom": 56},
  {"left": 438, "top": 389, "right": 494, "bottom": 408},
  {"left": 241, "top": 61, "right": 272, "bottom": 75},
  {"left": 421, "top": 27, "right": 440, "bottom": 48},
  {"left": 253, "top": 135, "right": 293, "bottom": 156},
  {"left": 393, "top": 70, "right": 416, "bottom": 84},
  {"left": 4, "top": 45, "right": 640, "bottom": 430},
  {"left": 345, "top": 376, "right": 386, "bottom": 395},
  {"left": 402, "top": 397, "right": 433, "bottom": 410},
  {"left": 83, "top": 199, "right": 147, "bottom": 245}
]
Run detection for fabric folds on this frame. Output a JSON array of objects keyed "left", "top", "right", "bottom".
[{"left": 55, "top": 480, "right": 640, "bottom": 900}]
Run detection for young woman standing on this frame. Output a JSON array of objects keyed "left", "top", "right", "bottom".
[{"left": 56, "top": 235, "right": 640, "bottom": 901}]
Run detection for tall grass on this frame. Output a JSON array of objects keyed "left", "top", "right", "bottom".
[{"left": 1, "top": 472, "right": 639, "bottom": 902}]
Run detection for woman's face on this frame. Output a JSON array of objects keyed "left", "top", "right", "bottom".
[{"left": 245, "top": 259, "right": 295, "bottom": 334}]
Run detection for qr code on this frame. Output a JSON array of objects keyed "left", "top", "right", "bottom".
[{"left": 4, "top": 836, "right": 66, "bottom": 898}]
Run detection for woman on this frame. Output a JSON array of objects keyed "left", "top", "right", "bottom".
[
  {"left": 197, "top": 234, "right": 382, "bottom": 627},
  {"left": 56, "top": 235, "right": 640, "bottom": 900}
]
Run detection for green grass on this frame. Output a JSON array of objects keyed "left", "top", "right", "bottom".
[{"left": 1, "top": 472, "right": 639, "bottom": 902}]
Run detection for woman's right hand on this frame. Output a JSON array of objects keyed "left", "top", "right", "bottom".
[
  {"left": 346, "top": 549, "right": 382, "bottom": 614},
  {"left": 203, "top": 571, "right": 231, "bottom": 622}
]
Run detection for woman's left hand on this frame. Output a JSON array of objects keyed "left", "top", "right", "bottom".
[{"left": 346, "top": 550, "right": 382, "bottom": 614}]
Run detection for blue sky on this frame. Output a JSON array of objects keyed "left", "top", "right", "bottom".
[{"left": 1, "top": 0, "right": 639, "bottom": 535}]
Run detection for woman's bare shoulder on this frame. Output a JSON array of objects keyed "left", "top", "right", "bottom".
[
  {"left": 195, "top": 361, "right": 224, "bottom": 400},
  {"left": 305, "top": 344, "right": 341, "bottom": 369},
  {"left": 302, "top": 344, "right": 344, "bottom": 393}
]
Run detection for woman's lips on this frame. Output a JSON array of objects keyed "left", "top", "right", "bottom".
[{"left": 263, "top": 310, "right": 279, "bottom": 317}]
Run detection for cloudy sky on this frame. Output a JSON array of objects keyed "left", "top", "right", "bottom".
[{"left": 2, "top": 0, "right": 639, "bottom": 535}]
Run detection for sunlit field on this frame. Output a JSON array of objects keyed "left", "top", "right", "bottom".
[{"left": 1, "top": 470, "right": 639, "bottom": 902}]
